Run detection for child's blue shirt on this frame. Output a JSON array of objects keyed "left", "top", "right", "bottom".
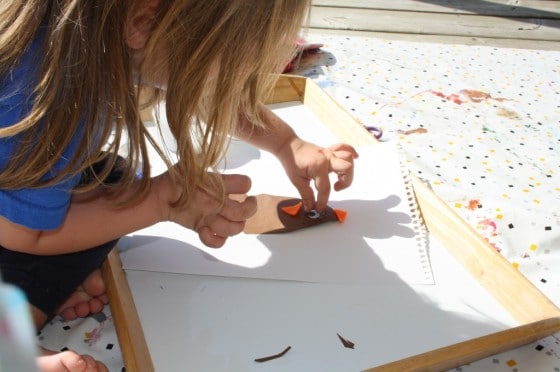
[{"left": 0, "top": 29, "right": 82, "bottom": 231}]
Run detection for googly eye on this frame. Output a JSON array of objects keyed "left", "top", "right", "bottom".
[{"left": 306, "top": 210, "right": 321, "bottom": 219}]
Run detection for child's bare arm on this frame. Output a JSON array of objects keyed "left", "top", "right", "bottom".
[
  {"left": 0, "top": 173, "right": 256, "bottom": 255},
  {"left": 236, "top": 104, "right": 358, "bottom": 211}
]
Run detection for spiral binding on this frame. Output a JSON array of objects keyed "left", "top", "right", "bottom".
[{"left": 395, "top": 143, "right": 434, "bottom": 284}]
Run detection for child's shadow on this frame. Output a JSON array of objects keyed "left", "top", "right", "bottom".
[
  {"left": 333, "top": 195, "right": 416, "bottom": 239},
  {"left": 122, "top": 194, "right": 421, "bottom": 286},
  {"left": 251, "top": 195, "right": 423, "bottom": 286}
]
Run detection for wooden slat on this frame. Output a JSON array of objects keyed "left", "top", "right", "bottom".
[
  {"left": 411, "top": 175, "right": 560, "bottom": 324},
  {"left": 309, "top": 7, "right": 560, "bottom": 41},
  {"left": 306, "top": 28, "right": 560, "bottom": 51},
  {"left": 366, "top": 317, "right": 560, "bottom": 371},
  {"left": 265, "top": 75, "right": 306, "bottom": 104},
  {"left": 303, "top": 79, "right": 375, "bottom": 146},
  {"left": 101, "top": 249, "right": 154, "bottom": 372},
  {"left": 312, "top": 0, "right": 560, "bottom": 18}
]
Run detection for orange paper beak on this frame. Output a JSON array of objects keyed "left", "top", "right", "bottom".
[
  {"left": 334, "top": 209, "right": 348, "bottom": 223},
  {"left": 280, "top": 201, "right": 303, "bottom": 216}
]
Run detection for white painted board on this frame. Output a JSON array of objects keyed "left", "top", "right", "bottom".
[{"left": 118, "top": 102, "right": 516, "bottom": 371}]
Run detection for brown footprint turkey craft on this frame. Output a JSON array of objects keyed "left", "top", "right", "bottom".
[{"left": 242, "top": 194, "right": 347, "bottom": 234}]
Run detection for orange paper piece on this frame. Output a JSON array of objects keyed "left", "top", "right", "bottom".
[
  {"left": 334, "top": 209, "right": 348, "bottom": 223},
  {"left": 281, "top": 201, "right": 303, "bottom": 216}
]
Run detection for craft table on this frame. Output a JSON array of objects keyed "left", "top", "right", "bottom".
[{"left": 38, "top": 32, "right": 560, "bottom": 371}]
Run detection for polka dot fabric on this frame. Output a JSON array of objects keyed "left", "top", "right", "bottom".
[
  {"left": 38, "top": 309, "right": 124, "bottom": 371},
  {"left": 293, "top": 32, "right": 560, "bottom": 371}
]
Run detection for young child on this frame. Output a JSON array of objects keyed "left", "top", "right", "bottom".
[{"left": 0, "top": 0, "right": 358, "bottom": 370}]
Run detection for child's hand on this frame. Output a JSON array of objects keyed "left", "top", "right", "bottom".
[
  {"left": 278, "top": 140, "right": 359, "bottom": 212},
  {"left": 37, "top": 349, "right": 108, "bottom": 372},
  {"left": 163, "top": 173, "right": 257, "bottom": 248}
]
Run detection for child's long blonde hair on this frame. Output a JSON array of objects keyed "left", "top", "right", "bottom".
[{"left": 0, "top": 0, "right": 310, "bottom": 207}]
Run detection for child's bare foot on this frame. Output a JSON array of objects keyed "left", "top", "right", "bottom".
[
  {"left": 38, "top": 348, "right": 108, "bottom": 372},
  {"left": 56, "top": 269, "right": 108, "bottom": 321}
]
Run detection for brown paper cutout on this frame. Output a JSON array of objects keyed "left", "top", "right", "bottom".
[{"left": 239, "top": 194, "right": 344, "bottom": 234}]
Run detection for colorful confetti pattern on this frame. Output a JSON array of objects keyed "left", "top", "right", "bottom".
[{"left": 295, "top": 32, "right": 560, "bottom": 371}]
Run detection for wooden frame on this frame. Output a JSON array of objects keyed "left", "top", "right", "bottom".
[
  {"left": 102, "top": 75, "right": 560, "bottom": 372},
  {"left": 308, "top": 0, "right": 560, "bottom": 51}
]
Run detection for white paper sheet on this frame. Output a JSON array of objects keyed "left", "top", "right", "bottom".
[
  {"left": 120, "top": 102, "right": 432, "bottom": 285},
  {"left": 125, "top": 234, "right": 515, "bottom": 372},
  {"left": 120, "top": 101, "right": 516, "bottom": 371}
]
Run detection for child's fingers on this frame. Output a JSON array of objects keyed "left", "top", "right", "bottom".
[
  {"left": 330, "top": 156, "right": 354, "bottom": 191},
  {"left": 206, "top": 214, "right": 246, "bottom": 239},
  {"left": 37, "top": 350, "right": 108, "bottom": 372},
  {"left": 198, "top": 226, "right": 227, "bottom": 248},
  {"left": 313, "top": 172, "right": 331, "bottom": 212},
  {"left": 327, "top": 143, "right": 359, "bottom": 159},
  {"left": 333, "top": 173, "right": 352, "bottom": 191},
  {"left": 219, "top": 195, "right": 257, "bottom": 223},
  {"left": 293, "top": 180, "right": 317, "bottom": 212},
  {"left": 196, "top": 192, "right": 256, "bottom": 248},
  {"left": 221, "top": 173, "right": 252, "bottom": 196},
  {"left": 327, "top": 147, "right": 356, "bottom": 191}
]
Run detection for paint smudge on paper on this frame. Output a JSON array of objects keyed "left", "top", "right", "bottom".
[{"left": 398, "top": 127, "right": 428, "bottom": 135}]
